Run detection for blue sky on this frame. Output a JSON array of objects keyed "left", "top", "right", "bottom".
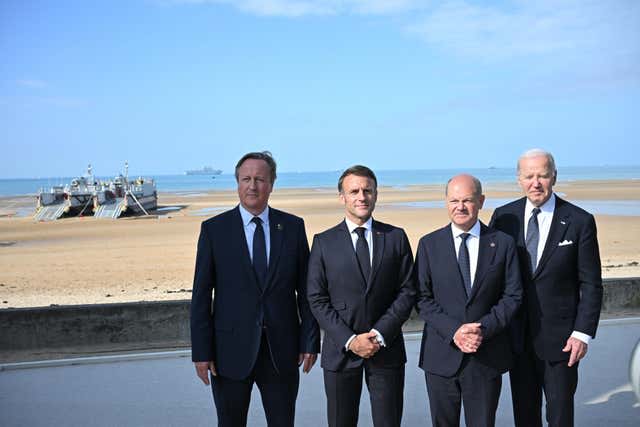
[{"left": 1, "top": 0, "right": 639, "bottom": 178}]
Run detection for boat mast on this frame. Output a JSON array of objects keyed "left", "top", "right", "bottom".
[{"left": 123, "top": 160, "right": 150, "bottom": 216}]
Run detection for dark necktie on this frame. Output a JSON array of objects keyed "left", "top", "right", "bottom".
[
  {"left": 457, "top": 232, "right": 472, "bottom": 297},
  {"left": 354, "top": 227, "right": 371, "bottom": 282},
  {"left": 252, "top": 217, "right": 267, "bottom": 288},
  {"left": 526, "top": 207, "right": 541, "bottom": 273}
]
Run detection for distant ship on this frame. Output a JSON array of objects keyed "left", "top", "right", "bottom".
[{"left": 185, "top": 166, "right": 222, "bottom": 176}]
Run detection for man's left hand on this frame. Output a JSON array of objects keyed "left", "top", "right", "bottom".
[
  {"left": 298, "top": 353, "right": 318, "bottom": 373},
  {"left": 562, "top": 336, "right": 588, "bottom": 367}
]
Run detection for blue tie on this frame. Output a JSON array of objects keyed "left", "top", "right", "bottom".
[
  {"left": 526, "top": 208, "right": 541, "bottom": 274},
  {"left": 458, "top": 233, "right": 472, "bottom": 297},
  {"left": 252, "top": 217, "right": 267, "bottom": 288}
]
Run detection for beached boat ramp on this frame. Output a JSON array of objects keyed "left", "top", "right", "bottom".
[{"left": 34, "top": 163, "right": 157, "bottom": 221}]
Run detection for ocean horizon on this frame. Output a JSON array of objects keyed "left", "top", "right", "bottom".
[{"left": 1, "top": 165, "right": 639, "bottom": 198}]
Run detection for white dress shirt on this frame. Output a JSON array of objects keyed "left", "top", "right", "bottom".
[
  {"left": 345, "top": 217, "right": 374, "bottom": 265},
  {"left": 343, "top": 217, "right": 385, "bottom": 350},
  {"left": 524, "top": 194, "right": 591, "bottom": 345},
  {"left": 451, "top": 220, "right": 481, "bottom": 287},
  {"left": 238, "top": 204, "right": 270, "bottom": 264}
]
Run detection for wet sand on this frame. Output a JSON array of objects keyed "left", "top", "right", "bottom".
[{"left": 0, "top": 179, "right": 638, "bottom": 308}]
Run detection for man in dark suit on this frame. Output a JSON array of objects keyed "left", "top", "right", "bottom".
[
  {"left": 191, "top": 151, "right": 320, "bottom": 427},
  {"left": 415, "top": 174, "right": 522, "bottom": 427},
  {"left": 307, "top": 165, "right": 415, "bottom": 427},
  {"left": 489, "top": 149, "right": 603, "bottom": 427}
]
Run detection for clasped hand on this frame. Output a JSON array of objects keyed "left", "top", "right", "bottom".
[
  {"left": 348, "top": 330, "right": 381, "bottom": 359},
  {"left": 453, "top": 322, "right": 483, "bottom": 353}
]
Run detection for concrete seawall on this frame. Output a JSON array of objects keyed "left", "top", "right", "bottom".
[
  {"left": 1, "top": 278, "right": 639, "bottom": 361},
  {"left": 1, "top": 301, "right": 191, "bottom": 358}
]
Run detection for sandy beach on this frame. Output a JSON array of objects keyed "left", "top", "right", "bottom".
[{"left": 0, "top": 179, "right": 638, "bottom": 308}]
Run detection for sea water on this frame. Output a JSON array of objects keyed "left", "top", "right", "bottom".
[{"left": 1, "top": 166, "right": 638, "bottom": 197}]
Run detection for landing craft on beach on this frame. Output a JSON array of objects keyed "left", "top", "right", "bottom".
[
  {"left": 93, "top": 163, "right": 157, "bottom": 219},
  {"left": 34, "top": 163, "right": 157, "bottom": 221},
  {"left": 64, "top": 168, "right": 99, "bottom": 216},
  {"left": 35, "top": 164, "right": 98, "bottom": 221}
]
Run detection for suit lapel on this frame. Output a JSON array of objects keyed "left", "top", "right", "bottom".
[
  {"left": 534, "top": 197, "right": 570, "bottom": 277},
  {"left": 366, "top": 220, "right": 385, "bottom": 293},
  {"left": 440, "top": 226, "right": 470, "bottom": 301},
  {"left": 468, "top": 224, "right": 497, "bottom": 303},
  {"left": 232, "top": 206, "right": 261, "bottom": 292},
  {"left": 515, "top": 198, "right": 527, "bottom": 248},
  {"left": 264, "top": 208, "right": 284, "bottom": 292}
]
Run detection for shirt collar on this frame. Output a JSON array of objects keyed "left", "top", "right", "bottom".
[
  {"left": 345, "top": 216, "right": 373, "bottom": 234},
  {"left": 525, "top": 193, "right": 556, "bottom": 218},
  {"left": 239, "top": 204, "right": 269, "bottom": 227},
  {"left": 450, "top": 220, "right": 481, "bottom": 239}
]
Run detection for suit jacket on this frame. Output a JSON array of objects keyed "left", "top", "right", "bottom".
[
  {"left": 415, "top": 223, "right": 522, "bottom": 378},
  {"left": 489, "top": 196, "right": 603, "bottom": 362},
  {"left": 307, "top": 219, "right": 415, "bottom": 371},
  {"left": 190, "top": 206, "right": 320, "bottom": 380}
]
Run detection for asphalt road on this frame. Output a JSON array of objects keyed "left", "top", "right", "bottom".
[{"left": 1, "top": 318, "right": 639, "bottom": 426}]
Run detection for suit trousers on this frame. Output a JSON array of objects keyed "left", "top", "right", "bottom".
[
  {"left": 323, "top": 363, "right": 405, "bottom": 427},
  {"left": 425, "top": 356, "right": 502, "bottom": 427},
  {"left": 509, "top": 343, "right": 578, "bottom": 427},
  {"left": 210, "top": 331, "right": 299, "bottom": 427}
]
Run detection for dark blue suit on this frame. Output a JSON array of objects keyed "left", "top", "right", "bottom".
[
  {"left": 415, "top": 223, "right": 522, "bottom": 426},
  {"left": 490, "top": 196, "right": 603, "bottom": 427},
  {"left": 307, "top": 220, "right": 415, "bottom": 427},
  {"left": 191, "top": 206, "right": 320, "bottom": 426}
]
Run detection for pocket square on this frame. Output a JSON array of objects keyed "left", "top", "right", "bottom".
[{"left": 558, "top": 240, "right": 573, "bottom": 246}]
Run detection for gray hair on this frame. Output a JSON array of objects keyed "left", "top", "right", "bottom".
[{"left": 517, "top": 148, "right": 557, "bottom": 176}]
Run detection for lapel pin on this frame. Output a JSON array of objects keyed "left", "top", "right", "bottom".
[
  {"left": 560, "top": 220, "right": 566, "bottom": 225},
  {"left": 490, "top": 242, "right": 495, "bottom": 247},
  {"left": 276, "top": 223, "right": 283, "bottom": 230}
]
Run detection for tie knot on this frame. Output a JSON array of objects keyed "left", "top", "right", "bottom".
[
  {"left": 531, "top": 207, "right": 541, "bottom": 217},
  {"left": 355, "top": 227, "right": 367, "bottom": 238},
  {"left": 459, "top": 232, "right": 470, "bottom": 242},
  {"left": 252, "top": 217, "right": 263, "bottom": 226}
]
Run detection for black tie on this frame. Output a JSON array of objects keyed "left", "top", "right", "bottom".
[
  {"left": 457, "top": 233, "right": 472, "bottom": 297},
  {"left": 354, "top": 227, "right": 371, "bottom": 282},
  {"left": 526, "top": 208, "right": 541, "bottom": 274},
  {"left": 252, "top": 217, "right": 267, "bottom": 288}
]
